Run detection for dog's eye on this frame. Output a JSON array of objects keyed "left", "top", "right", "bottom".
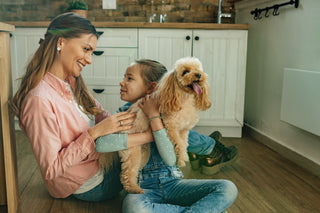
[{"left": 182, "top": 70, "right": 190, "bottom": 76}]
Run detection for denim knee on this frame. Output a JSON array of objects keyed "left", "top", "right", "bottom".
[
  {"left": 188, "top": 130, "right": 214, "bottom": 155},
  {"left": 123, "top": 194, "right": 152, "bottom": 213},
  {"left": 224, "top": 180, "right": 238, "bottom": 203}
]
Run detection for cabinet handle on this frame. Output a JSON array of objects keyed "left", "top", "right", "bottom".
[
  {"left": 93, "top": 89, "right": 105, "bottom": 94},
  {"left": 93, "top": 51, "right": 104, "bottom": 56},
  {"left": 97, "top": 31, "right": 104, "bottom": 36},
  {"left": 194, "top": 36, "right": 200, "bottom": 41},
  {"left": 186, "top": 35, "right": 191, "bottom": 40}
]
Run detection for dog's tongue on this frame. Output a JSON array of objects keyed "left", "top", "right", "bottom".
[{"left": 192, "top": 82, "right": 202, "bottom": 94}]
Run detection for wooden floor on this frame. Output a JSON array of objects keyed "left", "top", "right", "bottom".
[{"left": 1, "top": 130, "right": 320, "bottom": 213}]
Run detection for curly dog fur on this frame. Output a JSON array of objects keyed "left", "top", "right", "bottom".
[{"left": 98, "top": 57, "right": 211, "bottom": 194}]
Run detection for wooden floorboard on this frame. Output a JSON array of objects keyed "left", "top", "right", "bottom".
[{"left": 3, "top": 130, "right": 320, "bottom": 213}]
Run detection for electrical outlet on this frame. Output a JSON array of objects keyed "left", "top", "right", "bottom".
[{"left": 102, "top": 0, "right": 116, "bottom": 9}]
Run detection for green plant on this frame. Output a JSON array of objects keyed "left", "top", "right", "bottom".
[{"left": 67, "top": 0, "right": 88, "bottom": 10}]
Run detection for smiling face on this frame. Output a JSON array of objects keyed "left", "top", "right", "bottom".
[
  {"left": 52, "top": 33, "right": 97, "bottom": 80},
  {"left": 119, "top": 63, "right": 153, "bottom": 103}
]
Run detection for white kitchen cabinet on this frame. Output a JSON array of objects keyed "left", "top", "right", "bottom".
[
  {"left": 82, "top": 47, "right": 137, "bottom": 113},
  {"left": 82, "top": 28, "right": 138, "bottom": 114},
  {"left": 87, "top": 85, "right": 126, "bottom": 115},
  {"left": 82, "top": 28, "right": 138, "bottom": 86},
  {"left": 81, "top": 47, "right": 137, "bottom": 86},
  {"left": 139, "top": 29, "right": 248, "bottom": 137},
  {"left": 139, "top": 29, "right": 192, "bottom": 70},
  {"left": 10, "top": 27, "right": 247, "bottom": 136},
  {"left": 10, "top": 28, "right": 46, "bottom": 94},
  {"left": 94, "top": 28, "right": 137, "bottom": 48}
]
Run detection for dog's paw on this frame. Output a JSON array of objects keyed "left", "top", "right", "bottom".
[
  {"left": 177, "top": 159, "right": 186, "bottom": 167},
  {"left": 127, "top": 186, "right": 144, "bottom": 194}
]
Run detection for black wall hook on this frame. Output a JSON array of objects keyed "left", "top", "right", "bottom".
[
  {"left": 273, "top": 5, "right": 280, "bottom": 16},
  {"left": 250, "top": 0, "right": 299, "bottom": 20},
  {"left": 265, "top": 7, "right": 270, "bottom": 17}
]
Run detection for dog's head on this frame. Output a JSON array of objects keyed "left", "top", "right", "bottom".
[
  {"left": 173, "top": 57, "right": 206, "bottom": 96},
  {"left": 156, "top": 57, "right": 211, "bottom": 112}
]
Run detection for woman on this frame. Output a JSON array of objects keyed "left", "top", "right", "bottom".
[{"left": 9, "top": 12, "right": 154, "bottom": 201}]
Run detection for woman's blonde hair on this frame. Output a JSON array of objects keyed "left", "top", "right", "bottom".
[{"left": 10, "top": 12, "right": 102, "bottom": 118}]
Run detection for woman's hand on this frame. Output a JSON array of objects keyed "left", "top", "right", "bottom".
[
  {"left": 88, "top": 111, "right": 135, "bottom": 140},
  {"left": 139, "top": 94, "right": 160, "bottom": 118}
]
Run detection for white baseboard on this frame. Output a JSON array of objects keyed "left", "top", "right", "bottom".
[
  {"left": 193, "top": 126, "right": 242, "bottom": 138},
  {"left": 244, "top": 123, "right": 320, "bottom": 178}
]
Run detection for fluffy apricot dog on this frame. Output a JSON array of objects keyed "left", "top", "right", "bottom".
[{"left": 98, "top": 57, "right": 211, "bottom": 194}]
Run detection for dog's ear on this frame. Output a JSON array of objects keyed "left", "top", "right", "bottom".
[
  {"left": 156, "top": 72, "right": 182, "bottom": 113},
  {"left": 195, "top": 79, "right": 212, "bottom": 111}
]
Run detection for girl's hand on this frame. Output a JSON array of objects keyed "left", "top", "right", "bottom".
[
  {"left": 139, "top": 94, "right": 160, "bottom": 118},
  {"left": 139, "top": 94, "right": 164, "bottom": 132},
  {"left": 88, "top": 111, "right": 136, "bottom": 140}
]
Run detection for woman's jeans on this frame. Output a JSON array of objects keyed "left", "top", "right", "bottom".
[
  {"left": 73, "top": 163, "right": 123, "bottom": 202},
  {"left": 122, "top": 170, "right": 237, "bottom": 213}
]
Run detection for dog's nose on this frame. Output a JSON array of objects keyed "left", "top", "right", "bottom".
[{"left": 195, "top": 73, "right": 201, "bottom": 79}]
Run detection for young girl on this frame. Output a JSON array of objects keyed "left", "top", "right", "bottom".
[{"left": 95, "top": 59, "right": 238, "bottom": 212}]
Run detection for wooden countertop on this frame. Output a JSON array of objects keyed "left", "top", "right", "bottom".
[
  {"left": 5, "top": 21, "right": 249, "bottom": 30},
  {"left": 0, "top": 22, "right": 15, "bottom": 32}
]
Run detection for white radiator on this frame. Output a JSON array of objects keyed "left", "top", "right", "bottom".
[{"left": 280, "top": 68, "right": 320, "bottom": 136}]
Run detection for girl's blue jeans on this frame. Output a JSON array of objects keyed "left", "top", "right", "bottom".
[
  {"left": 122, "top": 172, "right": 237, "bottom": 213},
  {"left": 73, "top": 130, "right": 237, "bottom": 212}
]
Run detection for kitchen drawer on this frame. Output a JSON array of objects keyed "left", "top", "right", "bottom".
[
  {"left": 88, "top": 85, "right": 126, "bottom": 114},
  {"left": 96, "top": 28, "right": 138, "bottom": 48},
  {"left": 82, "top": 47, "right": 138, "bottom": 85}
]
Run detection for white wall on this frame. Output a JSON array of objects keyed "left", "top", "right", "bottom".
[{"left": 235, "top": 0, "right": 320, "bottom": 165}]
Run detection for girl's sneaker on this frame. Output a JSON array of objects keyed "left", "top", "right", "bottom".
[
  {"left": 201, "top": 131, "right": 238, "bottom": 175},
  {"left": 188, "top": 131, "right": 238, "bottom": 175},
  {"left": 188, "top": 152, "right": 201, "bottom": 170}
]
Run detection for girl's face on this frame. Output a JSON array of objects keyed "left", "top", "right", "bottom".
[
  {"left": 55, "top": 33, "right": 97, "bottom": 80},
  {"left": 120, "top": 64, "right": 151, "bottom": 103}
]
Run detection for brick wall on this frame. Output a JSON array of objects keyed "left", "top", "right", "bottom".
[{"left": 0, "top": 0, "right": 235, "bottom": 23}]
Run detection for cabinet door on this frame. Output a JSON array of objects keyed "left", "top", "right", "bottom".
[
  {"left": 88, "top": 85, "right": 126, "bottom": 114},
  {"left": 96, "top": 28, "right": 137, "bottom": 48},
  {"left": 10, "top": 28, "right": 46, "bottom": 94},
  {"left": 193, "top": 30, "right": 248, "bottom": 129},
  {"left": 81, "top": 47, "right": 138, "bottom": 85},
  {"left": 139, "top": 29, "right": 192, "bottom": 70}
]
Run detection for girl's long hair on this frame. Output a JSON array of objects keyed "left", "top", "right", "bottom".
[
  {"left": 134, "top": 59, "right": 167, "bottom": 85},
  {"left": 10, "top": 12, "right": 102, "bottom": 118}
]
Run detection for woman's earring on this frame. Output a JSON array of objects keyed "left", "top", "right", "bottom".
[{"left": 57, "top": 47, "right": 61, "bottom": 52}]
